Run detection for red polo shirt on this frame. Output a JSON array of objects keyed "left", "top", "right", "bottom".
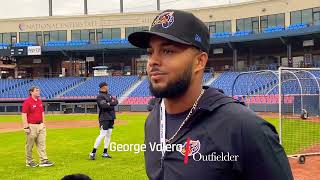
[{"left": 22, "top": 96, "right": 44, "bottom": 124}]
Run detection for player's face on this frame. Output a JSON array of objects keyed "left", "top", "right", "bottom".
[
  {"left": 31, "top": 88, "right": 41, "bottom": 97},
  {"left": 147, "top": 36, "right": 200, "bottom": 98},
  {"left": 100, "top": 86, "right": 108, "bottom": 93}
]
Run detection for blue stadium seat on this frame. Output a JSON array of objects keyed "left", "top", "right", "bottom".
[
  {"left": 211, "top": 32, "right": 232, "bottom": 38},
  {"left": 13, "top": 42, "right": 36, "bottom": 47},
  {"left": 263, "top": 26, "right": 285, "bottom": 33},
  {"left": 63, "top": 76, "right": 139, "bottom": 98},
  {"left": 233, "top": 31, "right": 252, "bottom": 36},
  {"left": 209, "top": 71, "right": 278, "bottom": 96},
  {"left": 287, "top": 23, "right": 308, "bottom": 30},
  {"left": 0, "top": 77, "right": 84, "bottom": 99},
  {"left": 99, "top": 39, "right": 129, "bottom": 45}
]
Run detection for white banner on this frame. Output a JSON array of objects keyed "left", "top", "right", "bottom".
[
  {"left": 86, "top": 56, "right": 94, "bottom": 62},
  {"left": 27, "top": 46, "right": 41, "bottom": 56}
]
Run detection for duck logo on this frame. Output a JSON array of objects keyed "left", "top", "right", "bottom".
[{"left": 151, "top": 11, "right": 175, "bottom": 29}]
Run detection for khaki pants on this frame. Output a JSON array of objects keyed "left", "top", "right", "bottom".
[{"left": 25, "top": 123, "right": 48, "bottom": 163}]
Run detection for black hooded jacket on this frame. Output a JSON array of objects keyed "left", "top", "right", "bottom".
[
  {"left": 97, "top": 91, "right": 118, "bottom": 121},
  {"left": 144, "top": 86, "right": 293, "bottom": 180}
]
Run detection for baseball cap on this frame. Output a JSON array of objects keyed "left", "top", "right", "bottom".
[
  {"left": 99, "top": 82, "right": 108, "bottom": 88},
  {"left": 128, "top": 9, "right": 210, "bottom": 53}
]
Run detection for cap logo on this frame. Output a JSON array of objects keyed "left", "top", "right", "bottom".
[
  {"left": 151, "top": 11, "right": 175, "bottom": 29},
  {"left": 195, "top": 34, "right": 202, "bottom": 43}
]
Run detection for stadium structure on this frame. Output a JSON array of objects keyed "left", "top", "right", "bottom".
[{"left": 0, "top": 0, "right": 319, "bottom": 115}]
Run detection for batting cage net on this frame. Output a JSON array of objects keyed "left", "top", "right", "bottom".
[
  {"left": 278, "top": 67, "right": 320, "bottom": 163},
  {"left": 231, "top": 68, "right": 320, "bottom": 163}
]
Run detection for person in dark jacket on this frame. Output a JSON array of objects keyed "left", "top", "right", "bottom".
[
  {"left": 128, "top": 9, "right": 293, "bottom": 180},
  {"left": 89, "top": 82, "right": 118, "bottom": 160}
]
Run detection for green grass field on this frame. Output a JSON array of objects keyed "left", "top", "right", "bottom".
[
  {"left": 0, "top": 113, "right": 320, "bottom": 180},
  {"left": 0, "top": 114, "right": 148, "bottom": 180}
]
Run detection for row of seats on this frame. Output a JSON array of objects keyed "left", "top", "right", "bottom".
[
  {"left": 263, "top": 26, "right": 285, "bottom": 33},
  {"left": 203, "top": 73, "right": 213, "bottom": 84},
  {"left": 0, "top": 76, "right": 138, "bottom": 100},
  {"left": 210, "top": 72, "right": 240, "bottom": 96},
  {"left": 234, "top": 31, "right": 252, "bottom": 36},
  {"left": 129, "top": 79, "right": 151, "bottom": 97},
  {"left": 210, "top": 71, "right": 278, "bottom": 96},
  {"left": 13, "top": 42, "right": 37, "bottom": 47},
  {"left": 211, "top": 70, "right": 320, "bottom": 97},
  {"left": 211, "top": 32, "right": 232, "bottom": 38},
  {"left": 287, "top": 23, "right": 308, "bottom": 30},
  {"left": 44, "top": 39, "right": 130, "bottom": 47},
  {"left": 0, "top": 43, "right": 10, "bottom": 49},
  {"left": 1, "top": 70, "right": 320, "bottom": 105},
  {"left": 0, "top": 77, "right": 83, "bottom": 99},
  {"left": 211, "top": 23, "right": 310, "bottom": 38},
  {"left": 0, "top": 43, "right": 10, "bottom": 46},
  {"left": 99, "top": 39, "right": 129, "bottom": 44},
  {"left": 0, "top": 22, "right": 315, "bottom": 48},
  {"left": 45, "top": 40, "right": 90, "bottom": 46},
  {"left": 269, "top": 71, "right": 320, "bottom": 94},
  {"left": 0, "top": 79, "right": 29, "bottom": 92},
  {"left": 62, "top": 76, "right": 139, "bottom": 97}
]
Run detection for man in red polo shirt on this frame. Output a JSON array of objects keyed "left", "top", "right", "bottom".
[{"left": 22, "top": 86, "right": 54, "bottom": 167}]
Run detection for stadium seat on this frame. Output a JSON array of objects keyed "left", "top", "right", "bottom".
[
  {"left": 287, "top": 23, "right": 308, "bottom": 30},
  {"left": 233, "top": 31, "right": 252, "bottom": 36}
]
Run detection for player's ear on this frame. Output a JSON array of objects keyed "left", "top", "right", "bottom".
[{"left": 194, "top": 51, "right": 208, "bottom": 73}]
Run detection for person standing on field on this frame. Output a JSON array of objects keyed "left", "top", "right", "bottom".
[
  {"left": 89, "top": 82, "right": 118, "bottom": 160},
  {"left": 22, "top": 86, "right": 54, "bottom": 167}
]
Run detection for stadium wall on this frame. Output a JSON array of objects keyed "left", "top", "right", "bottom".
[
  {"left": 0, "top": 101, "right": 149, "bottom": 114},
  {"left": 0, "top": 0, "right": 318, "bottom": 39}
]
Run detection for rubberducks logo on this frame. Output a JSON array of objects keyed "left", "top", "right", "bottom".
[
  {"left": 179, "top": 139, "right": 201, "bottom": 157},
  {"left": 151, "top": 11, "right": 175, "bottom": 29}
]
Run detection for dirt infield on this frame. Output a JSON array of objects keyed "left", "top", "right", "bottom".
[
  {"left": 0, "top": 120, "right": 128, "bottom": 133},
  {"left": 289, "top": 156, "right": 320, "bottom": 180},
  {"left": 289, "top": 142, "right": 320, "bottom": 180},
  {"left": 257, "top": 112, "right": 279, "bottom": 118}
]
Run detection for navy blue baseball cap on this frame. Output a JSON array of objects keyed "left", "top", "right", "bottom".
[
  {"left": 128, "top": 9, "right": 210, "bottom": 53},
  {"left": 99, "top": 82, "right": 108, "bottom": 88}
]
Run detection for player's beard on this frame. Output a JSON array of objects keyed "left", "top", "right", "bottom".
[{"left": 149, "top": 63, "right": 192, "bottom": 98}]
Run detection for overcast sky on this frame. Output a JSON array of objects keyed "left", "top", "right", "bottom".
[{"left": 0, "top": 0, "right": 252, "bottom": 19}]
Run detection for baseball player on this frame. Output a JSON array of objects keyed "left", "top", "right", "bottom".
[
  {"left": 128, "top": 9, "right": 293, "bottom": 180},
  {"left": 89, "top": 82, "right": 118, "bottom": 159}
]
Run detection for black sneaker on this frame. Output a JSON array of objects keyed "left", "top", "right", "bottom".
[
  {"left": 26, "top": 161, "right": 38, "bottom": 167},
  {"left": 102, "top": 153, "right": 112, "bottom": 158},
  {"left": 39, "top": 160, "right": 54, "bottom": 167},
  {"left": 89, "top": 153, "right": 96, "bottom": 160}
]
